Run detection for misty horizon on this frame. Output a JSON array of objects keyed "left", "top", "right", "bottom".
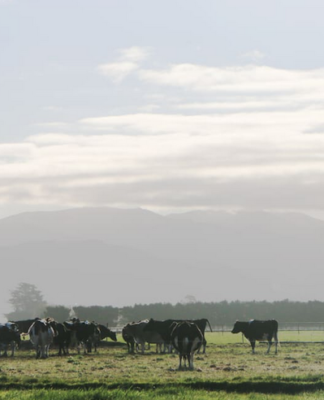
[{"left": 1, "top": 206, "right": 324, "bottom": 322}]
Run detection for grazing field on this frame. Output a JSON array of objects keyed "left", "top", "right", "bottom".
[{"left": 1, "top": 332, "right": 324, "bottom": 399}]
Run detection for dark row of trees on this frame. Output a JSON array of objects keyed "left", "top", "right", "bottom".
[
  {"left": 114, "top": 300, "right": 324, "bottom": 327},
  {"left": 5, "top": 283, "right": 324, "bottom": 327}
]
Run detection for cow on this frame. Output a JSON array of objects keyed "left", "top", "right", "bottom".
[
  {"left": 66, "top": 319, "right": 101, "bottom": 354},
  {"left": 143, "top": 319, "right": 177, "bottom": 353},
  {"left": 122, "top": 320, "right": 164, "bottom": 354},
  {"left": 143, "top": 318, "right": 212, "bottom": 353},
  {"left": 98, "top": 324, "right": 117, "bottom": 342},
  {"left": 91, "top": 324, "right": 117, "bottom": 352},
  {"left": 47, "top": 320, "right": 72, "bottom": 356},
  {"left": 231, "top": 319, "right": 279, "bottom": 354},
  {"left": 122, "top": 325, "right": 136, "bottom": 353},
  {"left": 191, "top": 318, "right": 212, "bottom": 354},
  {"left": 0, "top": 322, "right": 21, "bottom": 357},
  {"left": 170, "top": 321, "right": 203, "bottom": 370},
  {"left": 28, "top": 318, "right": 56, "bottom": 359},
  {"left": 11, "top": 318, "right": 40, "bottom": 335}
]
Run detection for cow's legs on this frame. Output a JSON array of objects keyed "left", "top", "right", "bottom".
[
  {"left": 189, "top": 352, "right": 194, "bottom": 370},
  {"left": 137, "top": 341, "right": 144, "bottom": 354},
  {"left": 10, "top": 342, "right": 15, "bottom": 357},
  {"left": 274, "top": 332, "right": 278, "bottom": 354},
  {"left": 202, "top": 338, "right": 206, "bottom": 354},
  {"left": 266, "top": 340, "right": 272, "bottom": 354},
  {"left": 36, "top": 345, "right": 41, "bottom": 359},
  {"left": 178, "top": 354, "right": 183, "bottom": 370},
  {"left": 250, "top": 340, "right": 256, "bottom": 354},
  {"left": 182, "top": 355, "right": 187, "bottom": 370}
]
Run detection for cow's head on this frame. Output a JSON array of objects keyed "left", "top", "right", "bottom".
[
  {"left": 5, "top": 322, "right": 19, "bottom": 332},
  {"left": 231, "top": 321, "right": 244, "bottom": 334}
]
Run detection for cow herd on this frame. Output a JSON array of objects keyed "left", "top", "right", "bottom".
[
  {"left": 0, "top": 318, "right": 117, "bottom": 360},
  {"left": 0, "top": 318, "right": 279, "bottom": 371}
]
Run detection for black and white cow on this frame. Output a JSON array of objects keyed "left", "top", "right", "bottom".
[
  {"left": 28, "top": 318, "right": 56, "bottom": 359},
  {"left": 12, "top": 318, "right": 40, "bottom": 335},
  {"left": 0, "top": 322, "right": 21, "bottom": 357},
  {"left": 122, "top": 325, "right": 136, "bottom": 353},
  {"left": 97, "top": 324, "right": 117, "bottom": 342},
  {"left": 143, "top": 319, "right": 176, "bottom": 353},
  {"left": 191, "top": 318, "right": 212, "bottom": 354},
  {"left": 48, "top": 320, "right": 72, "bottom": 356},
  {"left": 144, "top": 318, "right": 212, "bottom": 354},
  {"left": 123, "top": 320, "right": 164, "bottom": 354},
  {"left": 66, "top": 319, "right": 101, "bottom": 354},
  {"left": 231, "top": 319, "right": 279, "bottom": 354},
  {"left": 170, "top": 321, "right": 203, "bottom": 370}
]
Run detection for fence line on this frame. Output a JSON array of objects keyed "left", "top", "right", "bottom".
[{"left": 113, "top": 322, "right": 324, "bottom": 334}]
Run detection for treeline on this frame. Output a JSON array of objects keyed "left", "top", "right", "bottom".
[{"left": 43, "top": 300, "right": 324, "bottom": 327}]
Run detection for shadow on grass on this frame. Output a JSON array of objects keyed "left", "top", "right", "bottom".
[{"left": 1, "top": 379, "right": 324, "bottom": 394}]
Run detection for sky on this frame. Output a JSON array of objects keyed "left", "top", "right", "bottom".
[{"left": 1, "top": 0, "right": 324, "bottom": 219}]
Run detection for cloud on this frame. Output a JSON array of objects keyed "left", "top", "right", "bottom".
[
  {"left": 304, "top": 124, "right": 324, "bottom": 134},
  {"left": 3, "top": 59, "right": 324, "bottom": 215},
  {"left": 139, "top": 64, "right": 324, "bottom": 94},
  {"left": 97, "top": 61, "right": 138, "bottom": 83},
  {"left": 0, "top": 111, "right": 323, "bottom": 214},
  {"left": 240, "top": 50, "right": 267, "bottom": 63},
  {"left": 98, "top": 46, "right": 150, "bottom": 83},
  {"left": 118, "top": 46, "right": 151, "bottom": 63}
]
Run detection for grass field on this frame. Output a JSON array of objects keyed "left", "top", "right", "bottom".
[{"left": 2, "top": 332, "right": 324, "bottom": 399}]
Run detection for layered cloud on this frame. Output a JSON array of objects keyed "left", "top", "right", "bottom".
[
  {"left": 2, "top": 51, "right": 324, "bottom": 214},
  {"left": 139, "top": 64, "right": 324, "bottom": 96},
  {"left": 1, "top": 112, "right": 324, "bottom": 212}
]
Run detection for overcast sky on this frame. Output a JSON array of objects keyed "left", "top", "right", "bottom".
[{"left": 1, "top": 0, "right": 324, "bottom": 219}]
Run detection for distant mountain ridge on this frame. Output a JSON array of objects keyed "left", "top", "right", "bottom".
[{"left": 1, "top": 207, "right": 324, "bottom": 316}]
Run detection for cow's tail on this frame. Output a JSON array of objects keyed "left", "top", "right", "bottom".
[{"left": 206, "top": 319, "right": 213, "bottom": 332}]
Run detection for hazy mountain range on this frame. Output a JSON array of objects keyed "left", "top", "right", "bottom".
[{"left": 1, "top": 207, "right": 324, "bottom": 319}]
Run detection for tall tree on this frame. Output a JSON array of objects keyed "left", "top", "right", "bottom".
[{"left": 5, "top": 282, "right": 47, "bottom": 321}]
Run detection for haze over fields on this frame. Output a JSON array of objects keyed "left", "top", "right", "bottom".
[
  {"left": 1, "top": 1, "right": 324, "bottom": 319},
  {"left": 1, "top": 207, "right": 324, "bottom": 319}
]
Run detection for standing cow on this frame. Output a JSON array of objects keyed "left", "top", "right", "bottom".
[
  {"left": 231, "top": 319, "right": 279, "bottom": 354},
  {"left": 48, "top": 320, "right": 72, "bottom": 356},
  {"left": 93, "top": 324, "right": 117, "bottom": 352},
  {"left": 123, "top": 320, "right": 164, "bottom": 354},
  {"left": 66, "top": 319, "right": 101, "bottom": 354},
  {"left": 191, "top": 318, "right": 212, "bottom": 354},
  {"left": 0, "top": 322, "right": 21, "bottom": 357},
  {"left": 28, "top": 319, "right": 56, "bottom": 359},
  {"left": 122, "top": 325, "right": 136, "bottom": 353},
  {"left": 171, "top": 321, "right": 203, "bottom": 370}
]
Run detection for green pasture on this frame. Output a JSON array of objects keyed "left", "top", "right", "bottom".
[{"left": 2, "top": 331, "right": 324, "bottom": 399}]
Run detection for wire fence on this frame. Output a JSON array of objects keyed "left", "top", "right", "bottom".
[{"left": 209, "top": 323, "right": 324, "bottom": 344}]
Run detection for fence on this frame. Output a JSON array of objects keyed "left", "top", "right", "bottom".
[{"left": 209, "top": 322, "right": 324, "bottom": 344}]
